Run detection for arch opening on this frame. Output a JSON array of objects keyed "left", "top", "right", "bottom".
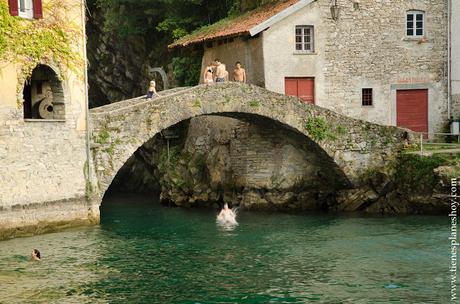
[
  {"left": 100, "top": 114, "right": 352, "bottom": 213},
  {"left": 23, "top": 64, "right": 65, "bottom": 120}
]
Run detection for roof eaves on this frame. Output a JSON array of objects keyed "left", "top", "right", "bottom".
[
  {"left": 249, "top": 0, "right": 316, "bottom": 36},
  {"left": 169, "top": 31, "right": 249, "bottom": 49}
]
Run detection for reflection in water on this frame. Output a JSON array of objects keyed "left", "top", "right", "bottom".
[{"left": 0, "top": 193, "right": 449, "bottom": 303}]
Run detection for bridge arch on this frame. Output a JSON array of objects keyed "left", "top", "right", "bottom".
[{"left": 90, "top": 82, "right": 406, "bottom": 201}]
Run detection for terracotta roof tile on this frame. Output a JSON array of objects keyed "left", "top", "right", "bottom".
[{"left": 169, "top": 0, "right": 300, "bottom": 48}]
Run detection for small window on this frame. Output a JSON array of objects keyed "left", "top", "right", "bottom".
[
  {"left": 18, "top": 0, "right": 34, "bottom": 19},
  {"left": 406, "top": 10, "right": 424, "bottom": 37},
  {"left": 362, "top": 88, "right": 373, "bottom": 106},
  {"left": 295, "top": 25, "right": 314, "bottom": 52}
]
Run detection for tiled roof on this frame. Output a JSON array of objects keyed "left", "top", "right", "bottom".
[{"left": 168, "top": 0, "right": 300, "bottom": 48}]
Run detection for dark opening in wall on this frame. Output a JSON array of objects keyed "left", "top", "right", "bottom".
[{"left": 23, "top": 65, "right": 65, "bottom": 120}]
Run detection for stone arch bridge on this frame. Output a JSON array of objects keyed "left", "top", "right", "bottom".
[{"left": 90, "top": 82, "right": 407, "bottom": 201}]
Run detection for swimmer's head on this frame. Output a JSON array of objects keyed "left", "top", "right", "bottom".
[
  {"left": 32, "top": 249, "right": 41, "bottom": 260},
  {"left": 149, "top": 80, "right": 156, "bottom": 86},
  {"left": 224, "top": 203, "right": 229, "bottom": 210}
]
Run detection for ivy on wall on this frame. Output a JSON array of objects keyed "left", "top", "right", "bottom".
[{"left": 0, "top": 0, "right": 84, "bottom": 85}]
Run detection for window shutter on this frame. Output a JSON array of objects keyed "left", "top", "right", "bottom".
[
  {"left": 8, "top": 0, "right": 19, "bottom": 16},
  {"left": 33, "top": 0, "right": 43, "bottom": 19}
]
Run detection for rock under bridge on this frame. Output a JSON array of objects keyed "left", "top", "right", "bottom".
[{"left": 89, "top": 82, "right": 407, "bottom": 201}]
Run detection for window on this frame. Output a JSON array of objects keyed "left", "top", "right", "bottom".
[
  {"left": 8, "top": 0, "right": 42, "bottom": 19},
  {"left": 362, "top": 88, "right": 373, "bottom": 106},
  {"left": 295, "top": 25, "right": 314, "bottom": 52},
  {"left": 406, "top": 10, "right": 424, "bottom": 37},
  {"left": 19, "top": 0, "right": 33, "bottom": 18}
]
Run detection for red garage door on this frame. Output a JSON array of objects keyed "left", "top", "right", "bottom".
[
  {"left": 396, "top": 89, "right": 428, "bottom": 135},
  {"left": 285, "top": 77, "right": 315, "bottom": 104}
]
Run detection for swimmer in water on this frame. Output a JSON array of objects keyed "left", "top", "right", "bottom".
[
  {"left": 217, "top": 203, "right": 237, "bottom": 225},
  {"left": 31, "top": 249, "right": 41, "bottom": 261}
]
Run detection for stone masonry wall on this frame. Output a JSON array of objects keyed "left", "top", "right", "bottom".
[
  {"left": 263, "top": 0, "right": 448, "bottom": 133},
  {"left": 0, "top": 1, "right": 96, "bottom": 238},
  {"left": 90, "top": 82, "right": 408, "bottom": 204},
  {"left": 322, "top": 0, "right": 447, "bottom": 132}
]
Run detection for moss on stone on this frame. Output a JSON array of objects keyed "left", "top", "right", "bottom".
[
  {"left": 305, "top": 117, "right": 336, "bottom": 141},
  {"left": 249, "top": 100, "right": 260, "bottom": 107},
  {"left": 96, "top": 130, "right": 111, "bottom": 144}
]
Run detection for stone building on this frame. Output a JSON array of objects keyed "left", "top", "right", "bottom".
[
  {"left": 0, "top": 0, "right": 96, "bottom": 236},
  {"left": 170, "top": 0, "right": 450, "bottom": 135},
  {"left": 451, "top": 0, "right": 460, "bottom": 117}
]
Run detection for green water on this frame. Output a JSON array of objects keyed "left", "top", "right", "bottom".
[{"left": 0, "top": 194, "right": 450, "bottom": 303}]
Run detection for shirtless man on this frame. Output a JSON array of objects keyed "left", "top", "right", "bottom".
[
  {"left": 214, "top": 59, "right": 228, "bottom": 83},
  {"left": 233, "top": 61, "right": 246, "bottom": 83}
]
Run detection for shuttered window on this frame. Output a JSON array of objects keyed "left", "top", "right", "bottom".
[
  {"left": 32, "top": 0, "right": 43, "bottom": 19},
  {"left": 9, "top": 0, "right": 42, "bottom": 19}
]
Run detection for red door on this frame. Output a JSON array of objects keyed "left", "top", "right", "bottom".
[
  {"left": 285, "top": 77, "right": 315, "bottom": 104},
  {"left": 396, "top": 89, "right": 428, "bottom": 135}
]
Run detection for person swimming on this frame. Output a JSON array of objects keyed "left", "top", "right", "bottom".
[
  {"left": 216, "top": 203, "right": 237, "bottom": 225},
  {"left": 31, "top": 249, "right": 41, "bottom": 261}
]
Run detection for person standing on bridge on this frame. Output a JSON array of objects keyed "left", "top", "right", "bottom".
[
  {"left": 146, "top": 80, "right": 160, "bottom": 99},
  {"left": 214, "top": 59, "right": 228, "bottom": 83},
  {"left": 233, "top": 62, "right": 246, "bottom": 83},
  {"left": 203, "top": 64, "right": 214, "bottom": 84}
]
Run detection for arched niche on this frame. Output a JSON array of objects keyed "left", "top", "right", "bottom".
[{"left": 23, "top": 64, "right": 65, "bottom": 120}]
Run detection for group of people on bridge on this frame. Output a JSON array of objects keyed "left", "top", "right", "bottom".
[
  {"left": 146, "top": 59, "right": 247, "bottom": 99},
  {"left": 203, "top": 59, "right": 246, "bottom": 84}
]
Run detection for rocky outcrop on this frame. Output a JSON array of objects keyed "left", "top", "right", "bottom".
[
  {"left": 110, "top": 115, "right": 349, "bottom": 210},
  {"left": 335, "top": 156, "right": 457, "bottom": 215}
]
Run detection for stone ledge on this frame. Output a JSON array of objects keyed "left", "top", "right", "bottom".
[
  {"left": 24, "top": 119, "right": 66, "bottom": 123},
  {"left": 0, "top": 197, "right": 100, "bottom": 241}
]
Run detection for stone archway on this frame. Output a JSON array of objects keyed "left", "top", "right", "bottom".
[
  {"left": 90, "top": 82, "right": 407, "bottom": 204},
  {"left": 23, "top": 64, "right": 65, "bottom": 120}
]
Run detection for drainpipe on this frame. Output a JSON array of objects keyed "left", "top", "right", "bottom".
[
  {"left": 448, "top": 0, "right": 452, "bottom": 119},
  {"left": 81, "top": 0, "right": 93, "bottom": 192}
]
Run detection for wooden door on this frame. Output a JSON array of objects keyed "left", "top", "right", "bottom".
[
  {"left": 396, "top": 89, "right": 428, "bottom": 135},
  {"left": 285, "top": 77, "right": 315, "bottom": 104}
]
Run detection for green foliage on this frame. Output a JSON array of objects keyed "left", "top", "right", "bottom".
[
  {"left": 249, "top": 100, "right": 260, "bottom": 107},
  {"left": 305, "top": 117, "right": 336, "bottom": 141},
  {"left": 95, "top": 0, "right": 234, "bottom": 40},
  {"left": 193, "top": 99, "right": 202, "bottom": 108},
  {"left": 96, "top": 130, "right": 111, "bottom": 145},
  {"left": 0, "top": 1, "right": 83, "bottom": 77},
  {"left": 157, "top": 145, "right": 208, "bottom": 191},
  {"left": 392, "top": 154, "right": 447, "bottom": 193},
  {"left": 171, "top": 56, "right": 201, "bottom": 86}
]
